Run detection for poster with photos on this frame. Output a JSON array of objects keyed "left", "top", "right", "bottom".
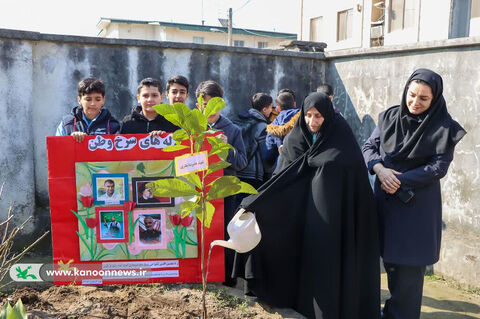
[
  {"left": 75, "top": 160, "right": 198, "bottom": 261},
  {"left": 47, "top": 134, "right": 224, "bottom": 285}
]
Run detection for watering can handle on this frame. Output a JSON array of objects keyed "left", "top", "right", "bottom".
[{"left": 231, "top": 208, "right": 247, "bottom": 223}]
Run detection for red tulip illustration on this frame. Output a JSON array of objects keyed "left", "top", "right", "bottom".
[
  {"left": 124, "top": 201, "right": 136, "bottom": 212},
  {"left": 181, "top": 216, "right": 194, "bottom": 227},
  {"left": 86, "top": 218, "right": 97, "bottom": 229},
  {"left": 80, "top": 196, "right": 94, "bottom": 208},
  {"left": 169, "top": 214, "right": 181, "bottom": 226}
]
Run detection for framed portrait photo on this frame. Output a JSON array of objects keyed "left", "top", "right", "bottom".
[
  {"left": 95, "top": 207, "right": 129, "bottom": 243},
  {"left": 132, "top": 177, "right": 175, "bottom": 208},
  {"left": 134, "top": 210, "right": 167, "bottom": 250},
  {"left": 92, "top": 173, "right": 129, "bottom": 205}
]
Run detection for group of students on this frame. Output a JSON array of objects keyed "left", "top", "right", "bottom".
[{"left": 56, "top": 69, "right": 466, "bottom": 319}]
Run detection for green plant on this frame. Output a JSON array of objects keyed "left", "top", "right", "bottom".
[
  {"left": 0, "top": 298, "right": 27, "bottom": 319},
  {"left": 149, "top": 97, "right": 257, "bottom": 318}
]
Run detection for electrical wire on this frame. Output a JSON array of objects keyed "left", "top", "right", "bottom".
[
  {"left": 234, "top": 0, "right": 253, "bottom": 13},
  {"left": 232, "top": 22, "right": 296, "bottom": 38}
]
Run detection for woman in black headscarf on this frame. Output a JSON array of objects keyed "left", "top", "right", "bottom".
[
  {"left": 234, "top": 92, "right": 380, "bottom": 319},
  {"left": 362, "top": 69, "right": 466, "bottom": 319}
]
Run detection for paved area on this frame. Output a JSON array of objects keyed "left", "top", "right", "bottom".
[
  {"left": 225, "top": 274, "right": 480, "bottom": 318},
  {"left": 382, "top": 273, "right": 480, "bottom": 319}
]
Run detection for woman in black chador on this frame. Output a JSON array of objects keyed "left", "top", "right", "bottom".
[
  {"left": 362, "top": 69, "right": 466, "bottom": 319},
  {"left": 234, "top": 92, "right": 380, "bottom": 319}
]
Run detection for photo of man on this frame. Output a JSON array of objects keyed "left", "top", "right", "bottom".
[
  {"left": 97, "top": 210, "right": 126, "bottom": 241},
  {"left": 139, "top": 214, "right": 161, "bottom": 244},
  {"left": 92, "top": 173, "right": 128, "bottom": 205},
  {"left": 98, "top": 179, "right": 121, "bottom": 202},
  {"left": 137, "top": 183, "right": 157, "bottom": 204},
  {"left": 132, "top": 177, "right": 174, "bottom": 208},
  {"left": 105, "top": 215, "right": 121, "bottom": 233}
]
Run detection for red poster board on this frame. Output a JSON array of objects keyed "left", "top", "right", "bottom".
[{"left": 47, "top": 134, "right": 224, "bottom": 285}]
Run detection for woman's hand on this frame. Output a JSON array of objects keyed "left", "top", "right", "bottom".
[{"left": 373, "top": 163, "right": 401, "bottom": 194}]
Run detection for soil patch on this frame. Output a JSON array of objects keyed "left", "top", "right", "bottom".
[{"left": 1, "top": 283, "right": 285, "bottom": 318}]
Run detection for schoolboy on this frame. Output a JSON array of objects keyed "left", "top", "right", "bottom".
[
  {"left": 235, "top": 92, "right": 274, "bottom": 188},
  {"left": 165, "top": 75, "right": 189, "bottom": 105},
  {"left": 195, "top": 80, "right": 247, "bottom": 287},
  {"left": 265, "top": 90, "right": 299, "bottom": 166},
  {"left": 56, "top": 77, "right": 120, "bottom": 142},
  {"left": 120, "top": 78, "right": 179, "bottom": 135}
]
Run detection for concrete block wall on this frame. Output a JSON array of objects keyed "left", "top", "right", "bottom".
[
  {"left": 0, "top": 29, "right": 326, "bottom": 249},
  {"left": 1, "top": 29, "right": 478, "bottom": 287},
  {"left": 325, "top": 37, "right": 480, "bottom": 287}
]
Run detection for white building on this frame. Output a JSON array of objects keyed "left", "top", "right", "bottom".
[
  {"left": 97, "top": 18, "right": 296, "bottom": 49},
  {"left": 301, "top": 0, "right": 480, "bottom": 51}
]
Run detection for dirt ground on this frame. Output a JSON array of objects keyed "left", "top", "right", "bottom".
[
  {"left": 0, "top": 274, "right": 479, "bottom": 318},
  {"left": 1, "top": 283, "right": 286, "bottom": 319}
]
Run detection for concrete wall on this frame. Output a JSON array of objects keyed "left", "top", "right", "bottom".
[
  {"left": 1, "top": 28, "right": 479, "bottom": 287},
  {"left": 325, "top": 37, "right": 480, "bottom": 287},
  {"left": 0, "top": 28, "right": 325, "bottom": 248}
]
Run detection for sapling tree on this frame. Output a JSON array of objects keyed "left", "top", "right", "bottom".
[{"left": 147, "top": 96, "right": 257, "bottom": 318}]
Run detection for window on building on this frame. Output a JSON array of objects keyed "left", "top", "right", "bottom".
[
  {"left": 310, "top": 16, "right": 324, "bottom": 41},
  {"left": 193, "top": 37, "right": 204, "bottom": 44},
  {"left": 389, "top": 0, "right": 416, "bottom": 32},
  {"left": 257, "top": 41, "right": 268, "bottom": 48},
  {"left": 337, "top": 9, "right": 353, "bottom": 41},
  {"left": 234, "top": 40, "right": 245, "bottom": 47},
  {"left": 472, "top": 0, "right": 480, "bottom": 18}
]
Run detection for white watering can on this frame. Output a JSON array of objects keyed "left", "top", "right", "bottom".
[{"left": 210, "top": 208, "right": 261, "bottom": 253}]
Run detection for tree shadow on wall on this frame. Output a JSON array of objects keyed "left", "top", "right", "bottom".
[{"left": 327, "top": 65, "right": 377, "bottom": 147}]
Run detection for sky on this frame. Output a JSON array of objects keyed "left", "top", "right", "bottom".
[{"left": 0, "top": 0, "right": 300, "bottom": 37}]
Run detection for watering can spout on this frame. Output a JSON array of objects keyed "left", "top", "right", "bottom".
[
  {"left": 209, "top": 208, "right": 261, "bottom": 253},
  {"left": 211, "top": 239, "right": 237, "bottom": 250}
]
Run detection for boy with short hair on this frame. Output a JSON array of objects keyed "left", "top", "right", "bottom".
[
  {"left": 166, "top": 75, "right": 189, "bottom": 105},
  {"left": 120, "top": 77, "right": 179, "bottom": 135},
  {"left": 235, "top": 92, "right": 274, "bottom": 188},
  {"left": 56, "top": 77, "right": 120, "bottom": 142},
  {"left": 265, "top": 90, "right": 300, "bottom": 166}
]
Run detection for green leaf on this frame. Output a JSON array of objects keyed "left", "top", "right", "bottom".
[
  {"left": 162, "top": 144, "right": 189, "bottom": 152},
  {"left": 147, "top": 179, "right": 200, "bottom": 197},
  {"left": 153, "top": 104, "right": 183, "bottom": 127},
  {"left": 71, "top": 210, "right": 88, "bottom": 237},
  {"left": 180, "top": 201, "right": 201, "bottom": 218},
  {"left": 0, "top": 301, "right": 12, "bottom": 319},
  {"left": 173, "top": 102, "right": 193, "bottom": 133},
  {"left": 172, "top": 129, "right": 188, "bottom": 142},
  {"left": 136, "top": 162, "right": 146, "bottom": 175},
  {"left": 207, "top": 137, "right": 233, "bottom": 158},
  {"left": 197, "top": 94, "right": 205, "bottom": 112},
  {"left": 193, "top": 133, "right": 205, "bottom": 153},
  {"left": 207, "top": 176, "right": 258, "bottom": 201},
  {"left": 204, "top": 97, "right": 226, "bottom": 118},
  {"left": 187, "top": 109, "right": 207, "bottom": 133},
  {"left": 217, "top": 149, "right": 229, "bottom": 161},
  {"left": 206, "top": 161, "right": 231, "bottom": 176},
  {"left": 183, "top": 173, "right": 202, "bottom": 188},
  {"left": 195, "top": 201, "right": 215, "bottom": 228}
]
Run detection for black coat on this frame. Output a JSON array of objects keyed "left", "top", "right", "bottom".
[
  {"left": 61, "top": 106, "right": 120, "bottom": 135},
  {"left": 363, "top": 127, "right": 453, "bottom": 265},
  {"left": 234, "top": 93, "right": 380, "bottom": 319},
  {"left": 120, "top": 106, "right": 179, "bottom": 134},
  {"left": 362, "top": 69, "right": 466, "bottom": 266}
]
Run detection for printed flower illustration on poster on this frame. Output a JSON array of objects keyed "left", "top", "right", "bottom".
[{"left": 73, "top": 160, "right": 198, "bottom": 261}]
